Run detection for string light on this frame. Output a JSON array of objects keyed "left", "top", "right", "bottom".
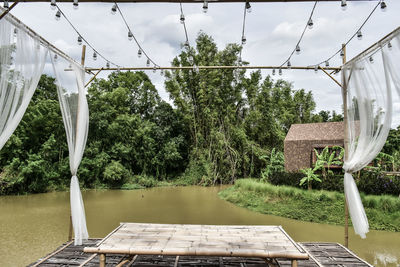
[
  {"left": 279, "top": 69, "right": 282, "bottom": 76},
  {"left": 287, "top": 60, "right": 291, "bottom": 70},
  {"left": 13, "top": 28, "right": 17, "bottom": 37},
  {"left": 55, "top": 10, "right": 61, "bottom": 21},
  {"left": 241, "top": 36, "right": 246, "bottom": 45},
  {"left": 106, "top": 61, "right": 110, "bottom": 68},
  {"left": 307, "top": 18, "right": 313, "bottom": 29},
  {"left": 369, "top": 56, "right": 374, "bottom": 63},
  {"left": 388, "top": 41, "right": 392, "bottom": 51},
  {"left": 54, "top": 54, "right": 58, "bottom": 61},
  {"left": 128, "top": 31, "right": 133, "bottom": 41},
  {"left": 3, "top": 0, "right": 9, "bottom": 9},
  {"left": 245, "top": 1, "right": 251, "bottom": 13},
  {"left": 146, "top": 58, "right": 150, "bottom": 67},
  {"left": 93, "top": 52, "right": 97, "bottom": 61},
  {"left": 153, "top": 66, "right": 157, "bottom": 73},
  {"left": 325, "top": 60, "right": 329, "bottom": 67},
  {"left": 77, "top": 36, "right": 82, "bottom": 45},
  {"left": 341, "top": 0, "right": 347, "bottom": 11},
  {"left": 111, "top": 4, "right": 117, "bottom": 15},
  {"left": 272, "top": 69, "right": 276, "bottom": 76},
  {"left": 340, "top": 49, "right": 344, "bottom": 57},
  {"left": 50, "top": 0, "right": 56, "bottom": 10},
  {"left": 295, "top": 45, "right": 301, "bottom": 55},
  {"left": 203, "top": 0, "right": 208, "bottom": 13},
  {"left": 180, "top": 14, "right": 185, "bottom": 24},
  {"left": 357, "top": 30, "right": 363, "bottom": 40},
  {"left": 73, "top": 0, "right": 78, "bottom": 10},
  {"left": 184, "top": 40, "right": 189, "bottom": 48},
  {"left": 314, "top": 65, "right": 319, "bottom": 73},
  {"left": 138, "top": 49, "right": 142, "bottom": 58},
  {"left": 380, "top": 1, "right": 387, "bottom": 12}
]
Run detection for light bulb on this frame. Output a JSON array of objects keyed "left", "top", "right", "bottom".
[
  {"left": 50, "top": 0, "right": 56, "bottom": 10},
  {"left": 194, "top": 65, "right": 199, "bottom": 73},
  {"left": 77, "top": 36, "right": 82, "bottom": 45},
  {"left": 287, "top": 60, "right": 291, "bottom": 69},
  {"left": 184, "top": 41, "right": 189, "bottom": 48},
  {"left": 180, "top": 14, "right": 185, "bottom": 24},
  {"left": 369, "top": 56, "right": 374, "bottom": 63},
  {"left": 128, "top": 31, "right": 133, "bottom": 41},
  {"left": 341, "top": 0, "right": 347, "bottom": 11},
  {"left": 272, "top": 69, "right": 275, "bottom": 76},
  {"left": 73, "top": 0, "right": 78, "bottom": 10},
  {"left": 3, "top": 0, "right": 9, "bottom": 9},
  {"left": 245, "top": 1, "right": 251, "bottom": 13},
  {"left": 106, "top": 62, "right": 110, "bottom": 68},
  {"left": 388, "top": 41, "right": 392, "bottom": 51},
  {"left": 325, "top": 60, "right": 329, "bottom": 67},
  {"left": 13, "top": 28, "right": 17, "bottom": 37},
  {"left": 238, "top": 57, "right": 242, "bottom": 65},
  {"left": 111, "top": 4, "right": 117, "bottom": 15},
  {"left": 93, "top": 52, "right": 97, "bottom": 61},
  {"left": 138, "top": 49, "right": 142, "bottom": 58},
  {"left": 55, "top": 10, "right": 61, "bottom": 21},
  {"left": 340, "top": 49, "right": 344, "bottom": 57},
  {"left": 279, "top": 69, "right": 282, "bottom": 76},
  {"left": 160, "top": 70, "right": 164, "bottom": 76},
  {"left": 314, "top": 65, "right": 319, "bottom": 73},
  {"left": 381, "top": 1, "right": 387, "bottom": 12},
  {"left": 54, "top": 54, "right": 58, "bottom": 61},
  {"left": 146, "top": 58, "right": 150, "bottom": 67},
  {"left": 203, "top": 0, "right": 208, "bottom": 13},
  {"left": 153, "top": 66, "right": 157, "bottom": 73},
  {"left": 241, "top": 36, "right": 246, "bottom": 45},
  {"left": 307, "top": 18, "right": 313, "bottom": 29},
  {"left": 357, "top": 30, "right": 362, "bottom": 40},
  {"left": 295, "top": 45, "right": 300, "bottom": 55}
]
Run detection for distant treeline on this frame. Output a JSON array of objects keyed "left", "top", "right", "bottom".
[{"left": 1, "top": 33, "right": 354, "bottom": 195}]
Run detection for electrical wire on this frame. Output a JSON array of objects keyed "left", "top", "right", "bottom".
[
  {"left": 55, "top": 4, "right": 120, "bottom": 67},
  {"left": 114, "top": 2, "right": 159, "bottom": 67}
]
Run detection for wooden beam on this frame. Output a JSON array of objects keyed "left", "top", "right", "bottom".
[
  {"left": 85, "top": 68, "right": 103, "bottom": 88},
  {"left": 85, "top": 65, "right": 341, "bottom": 72},
  {"left": 320, "top": 66, "right": 342, "bottom": 87},
  {"left": 0, "top": 2, "right": 19, "bottom": 20},
  {"left": 5, "top": 0, "right": 377, "bottom": 3}
]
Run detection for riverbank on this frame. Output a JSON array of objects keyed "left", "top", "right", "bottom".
[{"left": 218, "top": 179, "right": 400, "bottom": 232}]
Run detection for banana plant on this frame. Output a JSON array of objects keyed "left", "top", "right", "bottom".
[{"left": 300, "top": 167, "right": 321, "bottom": 190}]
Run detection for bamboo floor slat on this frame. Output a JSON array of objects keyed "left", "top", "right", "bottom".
[
  {"left": 28, "top": 239, "right": 373, "bottom": 267},
  {"left": 84, "top": 223, "right": 308, "bottom": 260}
]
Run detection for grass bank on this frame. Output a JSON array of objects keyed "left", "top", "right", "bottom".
[{"left": 218, "top": 179, "right": 400, "bottom": 232}]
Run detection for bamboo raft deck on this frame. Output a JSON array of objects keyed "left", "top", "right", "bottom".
[{"left": 29, "top": 223, "right": 373, "bottom": 267}]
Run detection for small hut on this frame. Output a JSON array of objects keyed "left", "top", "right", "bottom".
[{"left": 284, "top": 121, "right": 344, "bottom": 172}]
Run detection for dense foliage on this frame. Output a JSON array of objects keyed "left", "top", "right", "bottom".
[{"left": 1, "top": 32, "right": 398, "bottom": 195}]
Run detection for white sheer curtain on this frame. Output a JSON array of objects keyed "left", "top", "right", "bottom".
[
  {"left": 0, "top": 14, "right": 47, "bottom": 150},
  {"left": 51, "top": 52, "right": 89, "bottom": 245},
  {"left": 341, "top": 28, "right": 400, "bottom": 238}
]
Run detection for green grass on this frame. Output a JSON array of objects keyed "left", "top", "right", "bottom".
[{"left": 218, "top": 179, "right": 400, "bottom": 232}]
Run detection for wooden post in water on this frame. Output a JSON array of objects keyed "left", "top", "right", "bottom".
[{"left": 341, "top": 43, "right": 349, "bottom": 248}]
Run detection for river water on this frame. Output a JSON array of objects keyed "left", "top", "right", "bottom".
[{"left": 0, "top": 186, "right": 399, "bottom": 266}]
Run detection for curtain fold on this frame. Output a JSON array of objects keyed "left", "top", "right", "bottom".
[
  {"left": 51, "top": 53, "right": 89, "bottom": 245},
  {"left": 0, "top": 14, "right": 47, "bottom": 151},
  {"left": 341, "top": 30, "right": 400, "bottom": 238}
]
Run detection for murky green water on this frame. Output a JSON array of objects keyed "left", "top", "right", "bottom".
[{"left": 0, "top": 186, "right": 399, "bottom": 266}]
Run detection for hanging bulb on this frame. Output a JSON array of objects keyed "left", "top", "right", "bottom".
[
  {"left": 160, "top": 69, "right": 164, "bottom": 76},
  {"left": 341, "top": 0, "right": 347, "bottom": 11},
  {"left": 369, "top": 56, "right": 374, "bottom": 63},
  {"left": 93, "top": 52, "right": 97, "bottom": 61},
  {"left": 128, "top": 31, "right": 133, "bottom": 41},
  {"left": 54, "top": 54, "right": 58, "bottom": 61},
  {"left": 13, "top": 28, "right": 17, "bottom": 37},
  {"left": 307, "top": 18, "right": 313, "bottom": 29},
  {"left": 357, "top": 30, "right": 363, "bottom": 40},
  {"left": 153, "top": 66, "right": 157, "bottom": 73},
  {"left": 3, "top": 0, "right": 9, "bottom": 9},
  {"left": 380, "top": 1, "right": 387, "bottom": 12},
  {"left": 50, "top": 0, "right": 56, "bottom": 10},
  {"left": 146, "top": 58, "right": 150, "bottom": 67},
  {"left": 241, "top": 36, "right": 246, "bottom": 45},
  {"left": 238, "top": 57, "right": 242, "bottom": 65},
  {"left": 314, "top": 65, "right": 319, "bottom": 73},
  {"left": 184, "top": 41, "right": 189, "bottom": 48},
  {"left": 245, "top": 1, "right": 251, "bottom": 13},
  {"left": 77, "top": 36, "right": 82, "bottom": 45},
  {"left": 340, "top": 49, "right": 344, "bottom": 57},
  {"left": 111, "top": 4, "right": 117, "bottom": 15},
  {"left": 180, "top": 14, "right": 185, "bottom": 24},
  {"left": 388, "top": 41, "right": 392, "bottom": 51},
  {"left": 138, "top": 49, "right": 142, "bottom": 58},
  {"left": 272, "top": 69, "right": 276, "bottom": 76},
  {"left": 203, "top": 0, "right": 208, "bottom": 13},
  {"left": 106, "top": 61, "right": 110, "bottom": 68},
  {"left": 295, "top": 45, "right": 300, "bottom": 55},
  {"left": 55, "top": 10, "right": 61, "bottom": 21},
  {"left": 287, "top": 60, "right": 291, "bottom": 70},
  {"left": 73, "top": 0, "right": 78, "bottom": 10},
  {"left": 325, "top": 60, "right": 329, "bottom": 67},
  {"left": 117, "top": 66, "right": 121, "bottom": 73},
  {"left": 278, "top": 69, "right": 282, "bottom": 76}
]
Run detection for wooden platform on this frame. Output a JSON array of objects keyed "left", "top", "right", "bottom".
[{"left": 29, "top": 239, "right": 373, "bottom": 267}]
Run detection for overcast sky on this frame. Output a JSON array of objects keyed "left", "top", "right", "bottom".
[{"left": 9, "top": 0, "right": 400, "bottom": 124}]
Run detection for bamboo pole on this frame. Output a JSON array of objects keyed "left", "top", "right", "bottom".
[
  {"left": 3, "top": 0, "right": 361, "bottom": 3},
  {"left": 341, "top": 43, "right": 349, "bottom": 248},
  {"left": 0, "top": 2, "right": 19, "bottom": 20},
  {"left": 319, "top": 66, "right": 342, "bottom": 87},
  {"left": 84, "top": 68, "right": 103, "bottom": 88}
]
